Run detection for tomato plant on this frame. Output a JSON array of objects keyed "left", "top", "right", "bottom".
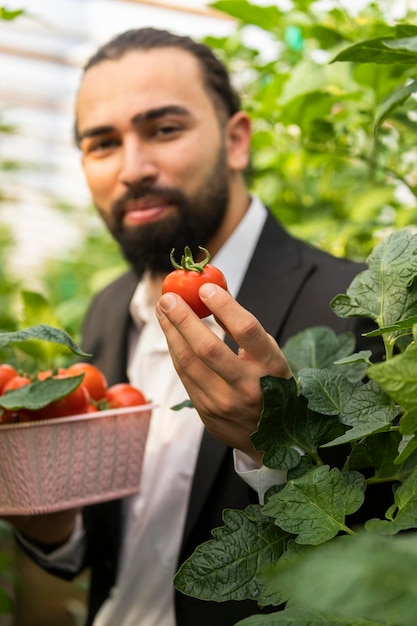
[
  {"left": 66, "top": 362, "right": 108, "bottom": 401},
  {"left": 162, "top": 246, "right": 227, "bottom": 319},
  {"left": 106, "top": 383, "right": 147, "bottom": 409}
]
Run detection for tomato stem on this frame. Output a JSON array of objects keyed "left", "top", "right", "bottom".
[{"left": 170, "top": 246, "right": 211, "bottom": 273}]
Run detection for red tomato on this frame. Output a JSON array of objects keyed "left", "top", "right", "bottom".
[
  {"left": 161, "top": 246, "right": 227, "bottom": 319},
  {"left": 37, "top": 368, "right": 66, "bottom": 381},
  {"left": 27, "top": 375, "right": 90, "bottom": 421},
  {"left": 106, "top": 383, "right": 147, "bottom": 409},
  {"left": 66, "top": 363, "right": 108, "bottom": 401},
  {"left": 0, "top": 364, "right": 18, "bottom": 394},
  {"left": 3, "top": 375, "right": 31, "bottom": 392}
]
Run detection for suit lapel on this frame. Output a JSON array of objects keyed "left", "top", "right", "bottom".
[{"left": 182, "top": 212, "right": 315, "bottom": 546}]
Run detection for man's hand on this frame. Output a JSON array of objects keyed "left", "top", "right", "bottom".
[{"left": 156, "top": 283, "right": 292, "bottom": 465}]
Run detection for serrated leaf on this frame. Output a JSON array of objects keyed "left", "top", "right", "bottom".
[
  {"left": 0, "top": 374, "right": 84, "bottom": 410},
  {"left": 0, "top": 324, "right": 90, "bottom": 357},
  {"left": 348, "top": 431, "right": 417, "bottom": 482},
  {"left": 263, "top": 532, "right": 413, "bottom": 625},
  {"left": 252, "top": 377, "right": 338, "bottom": 470},
  {"left": 262, "top": 466, "right": 364, "bottom": 545},
  {"left": 282, "top": 327, "right": 356, "bottom": 375},
  {"left": 365, "top": 465, "right": 417, "bottom": 534},
  {"left": 174, "top": 505, "right": 290, "bottom": 603},
  {"left": 331, "top": 230, "right": 417, "bottom": 349},
  {"left": 322, "top": 381, "right": 399, "bottom": 446},
  {"left": 368, "top": 342, "right": 417, "bottom": 434},
  {"left": 299, "top": 369, "right": 355, "bottom": 415}
]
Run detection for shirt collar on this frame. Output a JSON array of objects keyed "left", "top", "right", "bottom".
[{"left": 129, "top": 195, "right": 267, "bottom": 329}]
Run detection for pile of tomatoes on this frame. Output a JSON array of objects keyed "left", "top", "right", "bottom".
[{"left": 0, "top": 362, "right": 147, "bottom": 425}]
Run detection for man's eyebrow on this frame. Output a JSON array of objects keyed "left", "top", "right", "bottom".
[
  {"left": 131, "top": 105, "right": 192, "bottom": 125},
  {"left": 77, "top": 125, "right": 114, "bottom": 145}
]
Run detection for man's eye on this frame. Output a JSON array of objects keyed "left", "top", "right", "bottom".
[
  {"left": 86, "top": 137, "right": 119, "bottom": 153},
  {"left": 154, "top": 124, "right": 181, "bottom": 137}
]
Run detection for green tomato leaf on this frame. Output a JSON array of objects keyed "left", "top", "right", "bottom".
[
  {"left": 263, "top": 532, "right": 413, "bottom": 625},
  {"left": 299, "top": 369, "right": 355, "bottom": 416},
  {"left": 365, "top": 465, "right": 417, "bottom": 534},
  {"left": 332, "top": 26, "right": 417, "bottom": 64},
  {"left": 322, "top": 381, "right": 399, "bottom": 446},
  {"left": 174, "top": 505, "right": 290, "bottom": 603},
  {"left": 252, "top": 377, "right": 338, "bottom": 470},
  {"left": 331, "top": 230, "right": 417, "bottom": 348},
  {"left": 348, "top": 431, "right": 417, "bottom": 483},
  {"left": 236, "top": 608, "right": 387, "bottom": 626},
  {"left": 0, "top": 374, "right": 84, "bottom": 410},
  {"left": 0, "top": 324, "right": 91, "bottom": 357},
  {"left": 262, "top": 466, "right": 365, "bottom": 545},
  {"left": 368, "top": 342, "right": 417, "bottom": 434},
  {"left": 282, "top": 327, "right": 356, "bottom": 374}
]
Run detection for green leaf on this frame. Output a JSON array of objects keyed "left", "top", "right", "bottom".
[
  {"left": 170, "top": 399, "right": 193, "bottom": 411},
  {"left": 252, "top": 377, "right": 338, "bottom": 470},
  {"left": 365, "top": 465, "right": 417, "bottom": 534},
  {"left": 0, "top": 7, "right": 24, "bottom": 20},
  {"left": 368, "top": 342, "right": 417, "bottom": 434},
  {"left": 332, "top": 26, "right": 417, "bottom": 64},
  {"left": 348, "top": 431, "right": 417, "bottom": 483},
  {"left": 236, "top": 608, "right": 388, "bottom": 626},
  {"left": 331, "top": 229, "right": 417, "bottom": 348},
  {"left": 322, "top": 381, "right": 399, "bottom": 447},
  {"left": 0, "top": 324, "right": 90, "bottom": 357},
  {"left": 282, "top": 326, "right": 356, "bottom": 374},
  {"left": 262, "top": 466, "right": 364, "bottom": 545},
  {"left": 299, "top": 369, "right": 355, "bottom": 416},
  {"left": 0, "top": 374, "right": 84, "bottom": 410},
  {"left": 174, "top": 505, "right": 290, "bottom": 603},
  {"left": 210, "top": 0, "right": 282, "bottom": 31},
  {"left": 374, "top": 79, "right": 417, "bottom": 137},
  {"left": 263, "top": 532, "right": 414, "bottom": 625}
]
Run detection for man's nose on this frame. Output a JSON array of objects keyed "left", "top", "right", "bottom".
[{"left": 119, "top": 137, "right": 158, "bottom": 186}]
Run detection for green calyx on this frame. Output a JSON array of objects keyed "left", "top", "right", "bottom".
[{"left": 170, "top": 246, "right": 211, "bottom": 273}]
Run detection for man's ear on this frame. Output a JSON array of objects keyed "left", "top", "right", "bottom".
[{"left": 225, "top": 111, "right": 251, "bottom": 171}]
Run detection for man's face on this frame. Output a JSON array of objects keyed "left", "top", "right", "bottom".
[{"left": 76, "top": 47, "right": 232, "bottom": 276}]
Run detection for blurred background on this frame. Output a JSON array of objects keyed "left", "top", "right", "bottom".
[{"left": 1, "top": 0, "right": 417, "bottom": 623}]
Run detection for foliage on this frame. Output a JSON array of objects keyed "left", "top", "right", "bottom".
[
  {"left": 174, "top": 227, "right": 417, "bottom": 624},
  {"left": 206, "top": 0, "right": 417, "bottom": 260}
]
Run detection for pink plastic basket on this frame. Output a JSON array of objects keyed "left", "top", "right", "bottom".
[{"left": 0, "top": 404, "right": 152, "bottom": 515}]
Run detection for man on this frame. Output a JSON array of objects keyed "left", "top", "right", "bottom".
[{"left": 11, "top": 27, "right": 378, "bottom": 626}]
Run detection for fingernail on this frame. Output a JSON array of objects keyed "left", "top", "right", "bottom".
[
  {"left": 199, "top": 283, "right": 218, "bottom": 299},
  {"left": 159, "top": 292, "right": 178, "bottom": 312}
]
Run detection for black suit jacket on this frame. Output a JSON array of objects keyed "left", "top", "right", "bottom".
[{"left": 76, "top": 213, "right": 378, "bottom": 625}]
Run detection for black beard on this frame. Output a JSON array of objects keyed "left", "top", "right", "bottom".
[{"left": 98, "top": 149, "right": 230, "bottom": 278}]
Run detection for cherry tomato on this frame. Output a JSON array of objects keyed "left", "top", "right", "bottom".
[
  {"left": 162, "top": 246, "right": 227, "bottom": 319},
  {"left": 37, "top": 368, "right": 66, "bottom": 381},
  {"left": 66, "top": 362, "right": 108, "bottom": 401},
  {"left": 106, "top": 383, "right": 147, "bottom": 409},
  {"left": 26, "top": 375, "right": 90, "bottom": 421},
  {"left": 3, "top": 375, "right": 31, "bottom": 393},
  {"left": 0, "top": 364, "right": 18, "bottom": 394}
]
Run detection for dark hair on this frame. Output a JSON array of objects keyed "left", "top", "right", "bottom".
[{"left": 83, "top": 27, "right": 241, "bottom": 119}]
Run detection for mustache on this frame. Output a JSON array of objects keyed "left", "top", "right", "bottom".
[{"left": 112, "top": 183, "right": 188, "bottom": 221}]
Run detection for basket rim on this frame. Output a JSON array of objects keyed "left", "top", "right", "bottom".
[{"left": 0, "top": 402, "right": 155, "bottom": 431}]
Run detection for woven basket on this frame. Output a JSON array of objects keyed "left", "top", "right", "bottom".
[{"left": 0, "top": 404, "right": 152, "bottom": 515}]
